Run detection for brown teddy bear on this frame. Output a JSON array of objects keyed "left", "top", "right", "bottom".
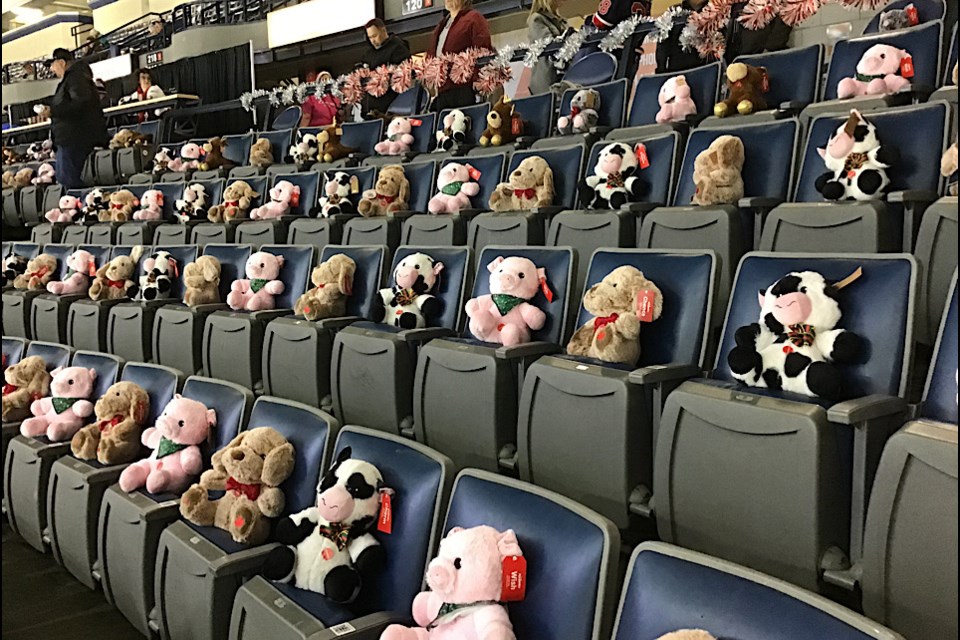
[
  {"left": 109, "top": 129, "right": 152, "bottom": 149},
  {"left": 13, "top": 253, "right": 58, "bottom": 290},
  {"left": 2, "top": 170, "right": 14, "bottom": 189},
  {"left": 206, "top": 180, "right": 259, "bottom": 222},
  {"left": 249, "top": 138, "right": 273, "bottom": 168},
  {"left": 488, "top": 156, "right": 554, "bottom": 212},
  {"left": 88, "top": 246, "right": 143, "bottom": 301},
  {"left": 317, "top": 124, "right": 357, "bottom": 164},
  {"left": 101, "top": 189, "right": 140, "bottom": 222},
  {"left": 179, "top": 426, "right": 295, "bottom": 545},
  {"left": 691, "top": 135, "right": 745, "bottom": 206},
  {"left": 294, "top": 254, "right": 356, "bottom": 321},
  {"left": 2, "top": 356, "right": 51, "bottom": 422},
  {"left": 479, "top": 96, "right": 523, "bottom": 147},
  {"left": 183, "top": 255, "right": 222, "bottom": 306},
  {"left": 13, "top": 167, "right": 34, "bottom": 188},
  {"left": 199, "top": 136, "right": 230, "bottom": 172},
  {"left": 357, "top": 165, "right": 410, "bottom": 217},
  {"left": 71, "top": 381, "right": 150, "bottom": 465},
  {"left": 714, "top": 62, "right": 768, "bottom": 118},
  {"left": 566, "top": 266, "right": 663, "bottom": 365}
]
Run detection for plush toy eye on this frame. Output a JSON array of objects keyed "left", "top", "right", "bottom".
[
  {"left": 611, "top": 283, "right": 617, "bottom": 288},
  {"left": 800, "top": 286, "right": 807, "bottom": 294},
  {"left": 453, "top": 558, "right": 462, "bottom": 570},
  {"left": 518, "top": 272, "right": 525, "bottom": 279},
  {"left": 116, "top": 392, "right": 121, "bottom": 397},
  {"left": 879, "top": 53, "right": 885, "bottom": 59},
  {"left": 178, "top": 420, "right": 185, "bottom": 428},
  {"left": 414, "top": 264, "right": 420, "bottom": 270},
  {"left": 68, "top": 379, "right": 74, "bottom": 385},
  {"left": 260, "top": 263, "right": 265, "bottom": 269}
]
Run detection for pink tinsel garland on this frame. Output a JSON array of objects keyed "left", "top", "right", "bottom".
[
  {"left": 390, "top": 59, "right": 418, "bottom": 94},
  {"left": 419, "top": 55, "right": 449, "bottom": 91},
  {"left": 367, "top": 65, "right": 391, "bottom": 98},
  {"left": 474, "top": 63, "right": 512, "bottom": 96}
]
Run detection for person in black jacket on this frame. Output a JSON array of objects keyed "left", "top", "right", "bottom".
[
  {"left": 359, "top": 18, "right": 411, "bottom": 116},
  {"left": 46, "top": 48, "right": 107, "bottom": 188}
]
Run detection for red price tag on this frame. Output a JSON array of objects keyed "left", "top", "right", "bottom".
[
  {"left": 511, "top": 115, "right": 523, "bottom": 136},
  {"left": 377, "top": 491, "right": 393, "bottom": 534},
  {"left": 409, "top": 119, "right": 423, "bottom": 127},
  {"left": 905, "top": 4, "right": 919, "bottom": 25},
  {"left": 900, "top": 56, "right": 915, "bottom": 78},
  {"left": 761, "top": 70, "right": 770, "bottom": 93},
  {"left": 635, "top": 144, "right": 650, "bottom": 169},
  {"left": 501, "top": 555, "right": 527, "bottom": 602},
  {"left": 467, "top": 166, "right": 482, "bottom": 181},
  {"left": 637, "top": 289, "right": 657, "bottom": 322}
]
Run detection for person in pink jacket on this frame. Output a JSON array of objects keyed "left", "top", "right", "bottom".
[{"left": 301, "top": 71, "right": 342, "bottom": 127}]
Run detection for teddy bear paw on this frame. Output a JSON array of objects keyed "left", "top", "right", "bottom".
[
  {"left": 737, "top": 100, "right": 754, "bottom": 115},
  {"left": 713, "top": 102, "right": 729, "bottom": 118}
]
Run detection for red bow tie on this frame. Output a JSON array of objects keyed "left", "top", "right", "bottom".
[
  {"left": 3, "top": 383, "right": 18, "bottom": 395},
  {"left": 111, "top": 203, "right": 125, "bottom": 210},
  {"left": 513, "top": 188, "right": 536, "bottom": 199},
  {"left": 226, "top": 477, "right": 262, "bottom": 501},
  {"left": 225, "top": 200, "right": 239, "bottom": 207},
  {"left": 593, "top": 313, "right": 619, "bottom": 332},
  {"left": 106, "top": 279, "right": 126, "bottom": 289},
  {"left": 570, "top": 106, "right": 581, "bottom": 117},
  {"left": 28, "top": 267, "right": 50, "bottom": 279},
  {"left": 98, "top": 414, "right": 124, "bottom": 432},
  {"left": 376, "top": 194, "right": 397, "bottom": 205}
]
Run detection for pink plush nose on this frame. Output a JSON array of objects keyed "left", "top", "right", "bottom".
[
  {"left": 599, "top": 155, "right": 622, "bottom": 173},
  {"left": 497, "top": 272, "right": 517, "bottom": 291},
  {"left": 772, "top": 292, "right": 813, "bottom": 325},
  {"left": 827, "top": 132, "right": 855, "bottom": 160},
  {"left": 325, "top": 182, "right": 338, "bottom": 196},
  {"left": 395, "top": 267, "right": 418, "bottom": 289},
  {"left": 426, "top": 560, "right": 455, "bottom": 593},
  {"left": 861, "top": 55, "right": 883, "bottom": 74},
  {"left": 317, "top": 484, "right": 354, "bottom": 522}
]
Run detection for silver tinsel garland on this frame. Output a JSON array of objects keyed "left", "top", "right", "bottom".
[
  {"left": 553, "top": 26, "right": 588, "bottom": 70},
  {"left": 599, "top": 14, "right": 646, "bottom": 52},
  {"left": 652, "top": 5, "right": 691, "bottom": 42},
  {"left": 523, "top": 36, "right": 555, "bottom": 67}
]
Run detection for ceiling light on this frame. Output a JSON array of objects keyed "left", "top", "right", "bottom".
[{"left": 10, "top": 6, "right": 45, "bottom": 23}]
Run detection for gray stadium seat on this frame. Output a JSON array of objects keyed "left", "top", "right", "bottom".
[
  {"left": 17, "top": 184, "right": 45, "bottom": 226},
  {"left": 30, "top": 245, "right": 113, "bottom": 344},
  {"left": 60, "top": 224, "right": 89, "bottom": 245},
  {"left": 235, "top": 172, "right": 320, "bottom": 247},
  {"left": 913, "top": 198, "right": 957, "bottom": 344},
  {"left": 30, "top": 223, "right": 61, "bottom": 246},
  {"left": 342, "top": 162, "right": 436, "bottom": 250},
  {"left": 2, "top": 243, "right": 74, "bottom": 339},
  {"left": 116, "top": 143, "right": 155, "bottom": 182},
  {"left": 1, "top": 336, "right": 27, "bottom": 369}
]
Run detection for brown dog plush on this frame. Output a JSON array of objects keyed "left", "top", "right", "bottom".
[
  {"left": 249, "top": 138, "right": 273, "bottom": 168},
  {"left": 317, "top": 124, "right": 357, "bottom": 164},
  {"left": 199, "top": 136, "right": 230, "bottom": 171},
  {"left": 109, "top": 129, "right": 151, "bottom": 149},
  {"left": 294, "top": 254, "right": 356, "bottom": 321},
  {"left": 207, "top": 180, "right": 259, "bottom": 222},
  {"left": 183, "top": 255, "right": 222, "bottom": 306},
  {"left": 2, "top": 356, "right": 51, "bottom": 422},
  {"left": 488, "top": 156, "right": 554, "bottom": 212},
  {"left": 479, "top": 96, "right": 523, "bottom": 147},
  {"left": 691, "top": 135, "right": 745, "bottom": 206},
  {"left": 714, "top": 62, "right": 768, "bottom": 117},
  {"left": 179, "top": 426, "right": 295, "bottom": 544},
  {"left": 101, "top": 189, "right": 140, "bottom": 222},
  {"left": 13, "top": 253, "right": 58, "bottom": 290},
  {"left": 71, "top": 381, "right": 150, "bottom": 464},
  {"left": 357, "top": 165, "right": 410, "bottom": 217},
  {"left": 566, "top": 266, "right": 663, "bottom": 365},
  {"left": 88, "top": 246, "right": 143, "bottom": 301}
]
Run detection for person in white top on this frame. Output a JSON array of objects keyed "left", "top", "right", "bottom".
[{"left": 123, "top": 68, "right": 166, "bottom": 122}]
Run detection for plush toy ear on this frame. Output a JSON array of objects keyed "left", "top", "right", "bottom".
[
  {"left": 537, "top": 267, "right": 553, "bottom": 302},
  {"left": 817, "top": 147, "right": 827, "bottom": 159},
  {"left": 487, "top": 256, "right": 505, "bottom": 273},
  {"left": 339, "top": 259, "right": 355, "bottom": 295},
  {"left": 497, "top": 529, "right": 523, "bottom": 557},
  {"left": 336, "top": 446, "right": 352, "bottom": 464},
  {"left": 349, "top": 176, "right": 359, "bottom": 194},
  {"left": 275, "top": 255, "right": 285, "bottom": 269},
  {"left": 433, "top": 261, "right": 444, "bottom": 276},
  {"left": 447, "top": 526, "right": 465, "bottom": 537},
  {"left": 88, "top": 368, "right": 97, "bottom": 381},
  {"left": 261, "top": 442, "right": 295, "bottom": 487},
  {"left": 758, "top": 290, "right": 766, "bottom": 308},
  {"left": 51, "top": 366, "right": 63, "bottom": 376},
  {"left": 542, "top": 164, "right": 555, "bottom": 196},
  {"left": 206, "top": 408, "right": 217, "bottom": 426}
]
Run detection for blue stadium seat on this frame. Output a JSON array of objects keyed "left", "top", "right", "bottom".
[
  {"left": 153, "top": 397, "right": 334, "bottom": 640},
  {"left": 343, "top": 162, "right": 436, "bottom": 250},
  {"left": 314, "top": 120, "right": 384, "bottom": 169},
  {"left": 736, "top": 44, "right": 824, "bottom": 109},
  {"left": 551, "top": 78, "right": 628, "bottom": 141},
  {"left": 222, "top": 133, "right": 254, "bottom": 167},
  {"left": 1, "top": 336, "right": 26, "bottom": 369},
  {"left": 236, "top": 172, "right": 321, "bottom": 246},
  {"left": 47, "top": 361, "right": 182, "bottom": 589},
  {"left": 562, "top": 51, "right": 618, "bottom": 86},
  {"left": 387, "top": 85, "right": 426, "bottom": 115},
  {"left": 29, "top": 244, "right": 113, "bottom": 344},
  {"left": 436, "top": 102, "right": 490, "bottom": 153},
  {"left": 286, "top": 166, "right": 377, "bottom": 250},
  {"left": 509, "top": 92, "right": 556, "bottom": 143},
  {"left": 228, "top": 426, "right": 454, "bottom": 640},
  {"left": 271, "top": 106, "right": 302, "bottom": 131},
  {"left": 862, "top": 0, "right": 944, "bottom": 33},
  {"left": 913, "top": 198, "right": 957, "bottom": 344},
  {"left": 331, "top": 246, "right": 472, "bottom": 435},
  {"left": 626, "top": 62, "right": 722, "bottom": 131},
  {"left": 2, "top": 243, "right": 75, "bottom": 339},
  {"left": 258, "top": 128, "right": 297, "bottom": 164},
  {"left": 655, "top": 253, "right": 917, "bottom": 592},
  {"left": 413, "top": 246, "right": 575, "bottom": 471}
]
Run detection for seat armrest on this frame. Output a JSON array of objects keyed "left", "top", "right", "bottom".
[
  {"left": 684, "top": 114, "right": 708, "bottom": 127},
  {"left": 210, "top": 542, "right": 279, "bottom": 576},
  {"left": 739, "top": 197, "right": 784, "bottom": 248},
  {"left": 514, "top": 136, "right": 535, "bottom": 149},
  {"left": 529, "top": 205, "right": 564, "bottom": 218},
  {"left": 886, "top": 189, "right": 938, "bottom": 205},
  {"left": 456, "top": 208, "right": 486, "bottom": 220},
  {"left": 186, "top": 302, "right": 230, "bottom": 314},
  {"left": 304, "top": 611, "right": 411, "bottom": 640},
  {"left": 588, "top": 126, "right": 612, "bottom": 137},
  {"left": 345, "top": 153, "right": 368, "bottom": 166},
  {"left": 909, "top": 84, "right": 934, "bottom": 102},
  {"left": 620, "top": 202, "right": 662, "bottom": 215},
  {"left": 388, "top": 209, "right": 418, "bottom": 220},
  {"left": 315, "top": 315, "right": 364, "bottom": 331},
  {"left": 248, "top": 308, "right": 294, "bottom": 322},
  {"left": 828, "top": 394, "right": 907, "bottom": 425},
  {"left": 494, "top": 341, "right": 561, "bottom": 360},
  {"left": 399, "top": 326, "right": 455, "bottom": 343},
  {"left": 777, "top": 100, "right": 809, "bottom": 115},
  {"left": 887, "top": 190, "right": 938, "bottom": 252},
  {"left": 628, "top": 363, "right": 702, "bottom": 386},
  {"left": 138, "top": 297, "right": 181, "bottom": 310}
]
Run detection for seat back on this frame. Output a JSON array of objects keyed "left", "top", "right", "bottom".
[
  {"left": 119, "top": 363, "right": 182, "bottom": 424},
  {"left": 257, "top": 129, "right": 296, "bottom": 163},
  {"left": 913, "top": 198, "right": 957, "bottom": 344},
  {"left": 318, "top": 165, "right": 377, "bottom": 211},
  {"left": 406, "top": 113, "right": 437, "bottom": 154},
  {"left": 202, "top": 244, "right": 253, "bottom": 301},
  {"left": 41, "top": 184, "right": 64, "bottom": 215},
  {"left": 72, "top": 351, "right": 123, "bottom": 399},
  {"left": 736, "top": 44, "right": 824, "bottom": 105},
  {"left": 559, "top": 79, "right": 628, "bottom": 130},
  {"left": 440, "top": 154, "right": 505, "bottom": 211},
  {"left": 946, "top": 23, "right": 958, "bottom": 84},
  {"left": 628, "top": 63, "right": 721, "bottom": 127},
  {"left": 152, "top": 182, "right": 185, "bottom": 219},
  {"left": 271, "top": 172, "right": 321, "bottom": 217},
  {"left": 2, "top": 337, "right": 26, "bottom": 369},
  {"left": 25, "top": 340, "right": 72, "bottom": 370},
  {"left": 824, "top": 22, "right": 942, "bottom": 100},
  {"left": 397, "top": 161, "right": 435, "bottom": 213},
  {"left": 340, "top": 120, "right": 384, "bottom": 156},
  {"left": 271, "top": 106, "right": 301, "bottom": 131},
  {"left": 922, "top": 272, "right": 958, "bottom": 423},
  {"left": 41, "top": 244, "right": 76, "bottom": 281},
  {"left": 438, "top": 103, "right": 490, "bottom": 148},
  {"left": 471, "top": 246, "right": 575, "bottom": 344},
  {"left": 189, "top": 179, "right": 225, "bottom": 208},
  {"left": 258, "top": 244, "right": 315, "bottom": 308},
  {"left": 226, "top": 175, "right": 269, "bottom": 209},
  {"left": 18, "top": 185, "right": 43, "bottom": 225},
  {"left": 587, "top": 132, "right": 679, "bottom": 207},
  {"left": 509, "top": 145, "right": 585, "bottom": 209},
  {"left": 715, "top": 252, "right": 916, "bottom": 398},
  {"left": 318, "top": 244, "right": 387, "bottom": 319},
  {"left": 863, "top": 0, "right": 944, "bottom": 33},
  {"left": 181, "top": 375, "right": 254, "bottom": 459},
  {"left": 615, "top": 542, "right": 902, "bottom": 640},
  {"left": 444, "top": 470, "right": 618, "bottom": 640},
  {"left": 392, "top": 246, "right": 471, "bottom": 329},
  {"left": 123, "top": 183, "right": 152, "bottom": 202},
  {"left": 387, "top": 86, "right": 425, "bottom": 115},
  {"left": 61, "top": 225, "right": 89, "bottom": 245},
  {"left": 562, "top": 51, "right": 618, "bottom": 86},
  {"left": 246, "top": 396, "right": 334, "bottom": 514},
  {"left": 222, "top": 133, "right": 254, "bottom": 166},
  {"left": 511, "top": 92, "right": 555, "bottom": 140},
  {"left": 10, "top": 242, "right": 40, "bottom": 260},
  {"left": 78, "top": 245, "right": 113, "bottom": 273}
]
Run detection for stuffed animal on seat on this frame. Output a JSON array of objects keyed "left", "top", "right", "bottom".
[
  {"left": 358, "top": 165, "right": 410, "bottom": 217},
  {"left": 376, "top": 117, "right": 419, "bottom": 156},
  {"left": 13, "top": 253, "right": 57, "bottom": 290},
  {"left": 2, "top": 356, "right": 51, "bottom": 422},
  {"left": 373, "top": 252, "right": 443, "bottom": 329},
  {"left": 26, "top": 139, "right": 54, "bottom": 162},
  {"left": 46, "top": 249, "right": 96, "bottom": 295},
  {"left": 207, "top": 180, "right": 259, "bottom": 222},
  {"left": 183, "top": 255, "right": 221, "bottom": 307},
  {"left": 942, "top": 140, "right": 958, "bottom": 196},
  {"left": 436, "top": 109, "right": 470, "bottom": 151},
  {"left": 88, "top": 246, "right": 143, "bottom": 301},
  {"left": 479, "top": 97, "right": 523, "bottom": 147},
  {"left": 288, "top": 132, "right": 320, "bottom": 168},
  {"left": 45, "top": 195, "right": 82, "bottom": 223},
  {"left": 567, "top": 266, "right": 663, "bottom": 365},
  {"left": 317, "top": 124, "right": 357, "bottom": 164},
  {"left": 2, "top": 254, "right": 28, "bottom": 288},
  {"left": 656, "top": 75, "right": 698, "bottom": 124},
  {"left": 20, "top": 366, "right": 97, "bottom": 442},
  {"left": 103, "top": 189, "right": 139, "bottom": 222},
  {"left": 318, "top": 172, "right": 360, "bottom": 217},
  {"left": 557, "top": 89, "right": 601, "bottom": 135},
  {"left": 80, "top": 188, "right": 108, "bottom": 223},
  {"left": 837, "top": 44, "right": 913, "bottom": 99},
  {"left": 878, "top": 3, "right": 916, "bottom": 31},
  {"left": 579, "top": 142, "right": 646, "bottom": 209},
  {"left": 294, "top": 254, "right": 355, "bottom": 321},
  {"left": 428, "top": 162, "right": 480, "bottom": 214},
  {"left": 691, "top": 135, "right": 745, "bottom": 206},
  {"left": 815, "top": 110, "right": 896, "bottom": 201},
  {"left": 167, "top": 142, "right": 205, "bottom": 173},
  {"left": 263, "top": 447, "right": 391, "bottom": 602},
  {"left": 174, "top": 183, "right": 209, "bottom": 223},
  {"left": 727, "top": 270, "right": 863, "bottom": 400},
  {"left": 179, "top": 426, "right": 295, "bottom": 545},
  {"left": 152, "top": 147, "right": 174, "bottom": 175},
  {"left": 109, "top": 129, "right": 151, "bottom": 149},
  {"left": 2, "top": 170, "right": 15, "bottom": 189},
  {"left": 199, "top": 136, "right": 230, "bottom": 172},
  {"left": 227, "top": 250, "right": 285, "bottom": 311},
  {"left": 31, "top": 162, "right": 55, "bottom": 185},
  {"left": 134, "top": 189, "right": 165, "bottom": 221},
  {"left": 489, "top": 156, "right": 554, "bottom": 212},
  {"left": 119, "top": 395, "right": 216, "bottom": 494},
  {"left": 714, "top": 62, "right": 768, "bottom": 117},
  {"left": 71, "top": 381, "right": 150, "bottom": 464},
  {"left": 128, "top": 250, "right": 178, "bottom": 301},
  {"left": 380, "top": 526, "right": 524, "bottom": 640},
  {"left": 12, "top": 167, "right": 34, "bottom": 188},
  {"left": 250, "top": 180, "right": 300, "bottom": 220},
  {"left": 466, "top": 255, "right": 551, "bottom": 346},
  {"left": 656, "top": 632, "right": 717, "bottom": 640},
  {"left": 249, "top": 138, "right": 274, "bottom": 168}
]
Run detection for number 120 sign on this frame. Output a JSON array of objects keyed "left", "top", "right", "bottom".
[{"left": 401, "top": 0, "right": 433, "bottom": 15}]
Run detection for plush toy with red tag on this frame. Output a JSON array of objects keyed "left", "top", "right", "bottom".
[
  {"left": 557, "top": 89, "right": 600, "bottom": 135},
  {"left": 815, "top": 110, "right": 896, "bottom": 201},
  {"left": 380, "top": 525, "right": 524, "bottom": 640},
  {"left": 567, "top": 266, "right": 663, "bottom": 365},
  {"left": 263, "top": 447, "right": 392, "bottom": 603},
  {"left": 44, "top": 194, "right": 82, "bottom": 224},
  {"left": 714, "top": 62, "right": 768, "bottom": 117},
  {"left": 578, "top": 142, "right": 647, "bottom": 209},
  {"left": 479, "top": 97, "right": 523, "bottom": 147},
  {"left": 373, "top": 252, "right": 443, "bottom": 329},
  {"left": 294, "top": 254, "right": 355, "bottom": 321},
  {"left": 227, "top": 250, "right": 285, "bottom": 312},
  {"left": 879, "top": 3, "right": 918, "bottom": 31},
  {"left": 46, "top": 249, "right": 97, "bottom": 295},
  {"left": 428, "top": 162, "right": 481, "bottom": 214},
  {"left": 20, "top": 365, "right": 97, "bottom": 442},
  {"left": 375, "top": 116, "right": 420, "bottom": 155},
  {"left": 250, "top": 180, "right": 300, "bottom": 220},
  {"left": 466, "top": 255, "right": 551, "bottom": 346},
  {"left": 837, "top": 44, "right": 913, "bottom": 99},
  {"left": 488, "top": 156, "right": 554, "bottom": 212},
  {"left": 134, "top": 189, "right": 165, "bottom": 221},
  {"left": 166, "top": 142, "right": 205, "bottom": 173}
]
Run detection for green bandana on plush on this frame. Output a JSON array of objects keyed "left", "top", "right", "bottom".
[
  {"left": 51, "top": 397, "right": 81, "bottom": 414},
  {"left": 250, "top": 278, "right": 269, "bottom": 293},
  {"left": 441, "top": 181, "right": 464, "bottom": 196},
  {"left": 156, "top": 437, "right": 189, "bottom": 459},
  {"left": 491, "top": 294, "right": 525, "bottom": 316}
]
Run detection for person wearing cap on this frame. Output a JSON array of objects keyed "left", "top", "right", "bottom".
[{"left": 47, "top": 48, "right": 107, "bottom": 189}]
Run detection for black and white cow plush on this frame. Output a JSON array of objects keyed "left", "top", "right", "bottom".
[
  {"left": 2, "top": 254, "right": 28, "bottom": 288},
  {"left": 174, "top": 183, "right": 209, "bottom": 224},
  {"left": 727, "top": 271, "right": 863, "bottom": 400},
  {"left": 435, "top": 109, "right": 471, "bottom": 152},
  {"left": 372, "top": 252, "right": 444, "bottom": 329},
  {"left": 815, "top": 110, "right": 897, "bottom": 202},
  {"left": 80, "top": 188, "right": 108, "bottom": 223},
  {"left": 578, "top": 142, "right": 646, "bottom": 209},
  {"left": 288, "top": 132, "right": 319, "bottom": 168},
  {"left": 263, "top": 447, "right": 391, "bottom": 603},
  {"left": 318, "top": 171, "right": 359, "bottom": 217},
  {"left": 128, "top": 250, "right": 178, "bottom": 301}
]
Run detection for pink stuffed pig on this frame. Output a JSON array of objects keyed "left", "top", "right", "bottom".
[
  {"left": 428, "top": 163, "right": 481, "bottom": 214},
  {"left": 375, "top": 117, "right": 418, "bottom": 156},
  {"left": 20, "top": 366, "right": 97, "bottom": 441},
  {"left": 45, "top": 195, "right": 82, "bottom": 223},
  {"left": 167, "top": 142, "right": 204, "bottom": 172},
  {"left": 250, "top": 180, "right": 300, "bottom": 220},
  {"left": 134, "top": 189, "right": 165, "bottom": 221},
  {"left": 118, "top": 395, "right": 216, "bottom": 494},
  {"left": 227, "top": 250, "right": 286, "bottom": 311},
  {"left": 381, "top": 526, "right": 523, "bottom": 640},
  {"left": 466, "top": 256, "right": 550, "bottom": 346},
  {"left": 656, "top": 75, "right": 698, "bottom": 124},
  {"left": 46, "top": 249, "right": 97, "bottom": 295},
  {"left": 837, "top": 44, "right": 913, "bottom": 99}
]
